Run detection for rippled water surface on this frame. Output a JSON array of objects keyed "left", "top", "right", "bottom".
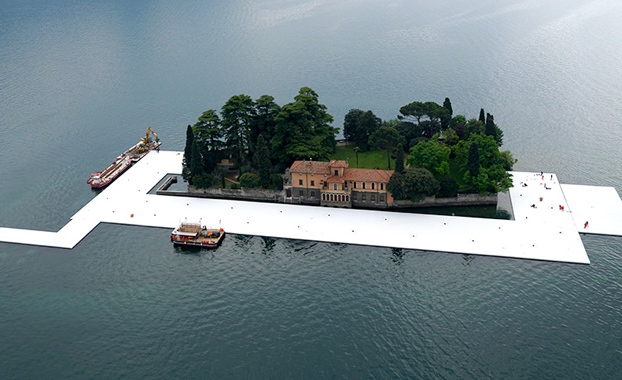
[{"left": 1, "top": 1, "right": 622, "bottom": 379}]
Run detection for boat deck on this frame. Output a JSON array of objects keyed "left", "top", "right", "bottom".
[{"left": 1, "top": 150, "right": 621, "bottom": 263}]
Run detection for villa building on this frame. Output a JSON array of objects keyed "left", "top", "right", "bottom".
[{"left": 286, "top": 160, "right": 394, "bottom": 208}]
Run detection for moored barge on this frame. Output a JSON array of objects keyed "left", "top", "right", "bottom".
[
  {"left": 170, "top": 222, "right": 225, "bottom": 248},
  {"left": 87, "top": 127, "right": 161, "bottom": 188}
]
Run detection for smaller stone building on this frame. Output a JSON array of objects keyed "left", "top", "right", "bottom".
[{"left": 286, "top": 160, "right": 394, "bottom": 208}]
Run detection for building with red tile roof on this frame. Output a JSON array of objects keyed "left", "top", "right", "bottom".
[{"left": 286, "top": 160, "right": 394, "bottom": 208}]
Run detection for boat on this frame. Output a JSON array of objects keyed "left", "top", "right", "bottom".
[
  {"left": 170, "top": 222, "right": 225, "bottom": 249},
  {"left": 87, "top": 127, "right": 161, "bottom": 189}
]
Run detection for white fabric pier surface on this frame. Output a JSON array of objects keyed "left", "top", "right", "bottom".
[{"left": 1, "top": 151, "right": 621, "bottom": 264}]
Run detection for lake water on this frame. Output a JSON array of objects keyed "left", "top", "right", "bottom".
[{"left": 1, "top": 1, "right": 621, "bottom": 378}]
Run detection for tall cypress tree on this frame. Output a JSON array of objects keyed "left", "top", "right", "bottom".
[
  {"left": 190, "top": 140, "right": 203, "bottom": 185},
  {"left": 256, "top": 135, "right": 272, "bottom": 188},
  {"left": 183, "top": 125, "right": 194, "bottom": 168},
  {"left": 485, "top": 113, "right": 497, "bottom": 140},
  {"left": 182, "top": 125, "right": 194, "bottom": 181},
  {"left": 466, "top": 142, "right": 480, "bottom": 177},
  {"left": 395, "top": 143, "right": 405, "bottom": 173},
  {"left": 479, "top": 108, "right": 485, "bottom": 124},
  {"left": 443, "top": 98, "right": 453, "bottom": 117}
]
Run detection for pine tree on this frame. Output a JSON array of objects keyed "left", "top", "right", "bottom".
[
  {"left": 395, "top": 143, "right": 405, "bottom": 173},
  {"left": 343, "top": 109, "right": 364, "bottom": 142},
  {"left": 272, "top": 87, "right": 336, "bottom": 169},
  {"left": 355, "top": 110, "right": 381, "bottom": 150},
  {"left": 479, "top": 108, "right": 485, "bottom": 124},
  {"left": 249, "top": 95, "right": 280, "bottom": 159},
  {"left": 221, "top": 94, "right": 254, "bottom": 166},
  {"left": 194, "top": 109, "right": 222, "bottom": 151},
  {"left": 466, "top": 142, "right": 480, "bottom": 177}
]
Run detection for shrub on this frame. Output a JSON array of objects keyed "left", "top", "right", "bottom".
[
  {"left": 387, "top": 168, "right": 440, "bottom": 202},
  {"left": 192, "top": 173, "right": 212, "bottom": 189},
  {"left": 239, "top": 172, "right": 260, "bottom": 188},
  {"left": 438, "top": 175, "right": 458, "bottom": 197},
  {"left": 271, "top": 173, "right": 284, "bottom": 190}
]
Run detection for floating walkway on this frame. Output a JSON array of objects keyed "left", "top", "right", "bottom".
[{"left": 1, "top": 151, "right": 621, "bottom": 264}]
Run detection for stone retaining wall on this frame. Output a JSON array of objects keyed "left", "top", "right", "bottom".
[
  {"left": 391, "top": 193, "right": 498, "bottom": 208},
  {"left": 158, "top": 185, "right": 286, "bottom": 203},
  {"left": 159, "top": 184, "right": 497, "bottom": 208}
]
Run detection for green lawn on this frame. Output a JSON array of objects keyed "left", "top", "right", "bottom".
[{"left": 332, "top": 145, "right": 396, "bottom": 170}]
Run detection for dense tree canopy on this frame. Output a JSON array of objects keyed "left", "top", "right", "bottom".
[
  {"left": 449, "top": 114, "right": 467, "bottom": 129},
  {"left": 387, "top": 168, "right": 440, "bottom": 202},
  {"left": 221, "top": 94, "right": 254, "bottom": 165},
  {"left": 394, "top": 121, "right": 421, "bottom": 150},
  {"left": 499, "top": 150, "right": 517, "bottom": 171},
  {"left": 239, "top": 172, "right": 260, "bottom": 188},
  {"left": 182, "top": 93, "right": 515, "bottom": 195},
  {"left": 355, "top": 111, "right": 381, "bottom": 150},
  {"left": 342, "top": 109, "right": 382, "bottom": 151},
  {"left": 463, "top": 118, "right": 485, "bottom": 140},
  {"left": 453, "top": 134, "right": 513, "bottom": 193},
  {"left": 399, "top": 101, "right": 428, "bottom": 126},
  {"left": 343, "top": 109, "right": 365, "bottom": 142},
  {"left": 399, "top": 101, "right": 449, "bottom": 137},
  {"left": 193, "top": 109, "right": 222, "bottom": 150},
  {"left": 251, "top": 95, "right": 280, "bottom": 152},
  {"left": 387, "top": 99, "right": 516, "bottom": 196},
  {"left": 272, "top": 87, "right": 337, "bottom": 169},
  {"left": 407, "top": 140, "right": 451, "bottom": 177}
]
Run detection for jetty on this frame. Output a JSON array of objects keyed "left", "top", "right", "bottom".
[{"left": 1, "top": 151, "right": 621, "bottom": 264}]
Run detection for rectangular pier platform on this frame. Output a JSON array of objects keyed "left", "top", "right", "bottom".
[{"left": 1, "top": 151, "right": 621, "bottom": 264}]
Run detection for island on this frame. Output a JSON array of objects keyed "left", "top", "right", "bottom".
[{"left": 178, "top": 87, "right": 516, "bottom": 211}]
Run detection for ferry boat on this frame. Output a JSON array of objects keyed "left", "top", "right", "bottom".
[
  {"left": 87, "top": 127, "right": 161, "bottom": 189},
  {"left": 170, "top": 222, "right": 225, "bottom": 249}
]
